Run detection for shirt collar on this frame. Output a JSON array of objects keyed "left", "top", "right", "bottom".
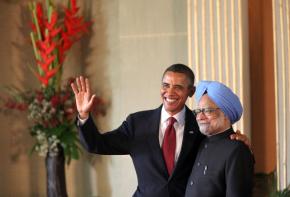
[
  {"left": 205, "top": 127, "right": 234, "bottom": 142},
  {"left": 161, "top": 106, "right": 186, "bottom": 125}
]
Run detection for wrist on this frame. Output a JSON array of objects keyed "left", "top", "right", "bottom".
[{"left": 79, "top": 112, "right": 89, "bottom": 119}]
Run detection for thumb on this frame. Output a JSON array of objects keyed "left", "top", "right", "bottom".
[{"left": 88, "top": 94, "right": 96, "bottom": 107}]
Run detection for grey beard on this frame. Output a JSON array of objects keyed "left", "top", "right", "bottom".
[{"left": 198, "top": 123, "right": 210, "bottom": 136}]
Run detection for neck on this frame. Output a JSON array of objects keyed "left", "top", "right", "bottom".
[{"left": 207, "top": 126, "right": 231, "bottom": 137}]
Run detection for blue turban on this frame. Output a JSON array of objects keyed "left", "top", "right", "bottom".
[{"left": 195, "top": 80, "right": 243, "bottom": 124}]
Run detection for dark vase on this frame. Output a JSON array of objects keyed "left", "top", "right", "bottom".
[{"left": 45, "top": 146, "right": 68, "bottom": 197}]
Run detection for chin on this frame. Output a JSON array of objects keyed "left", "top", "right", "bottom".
[
  {"left": 198, "top": 125, "right": 212, "bottom": 136},
  {"left": 164, "top": 106, "right": 179, "bottom": 114},
  {"left": 200, "top": 130, "right": 212, "bottom": 136}
]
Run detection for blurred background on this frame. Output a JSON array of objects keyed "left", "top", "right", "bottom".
[{"left": 0, "top": 0, "right": 289, "bottom": 196}]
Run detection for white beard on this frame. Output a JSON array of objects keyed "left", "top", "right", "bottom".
[{"left": 198, "top": 123, "right": 211, "bottom": 136}]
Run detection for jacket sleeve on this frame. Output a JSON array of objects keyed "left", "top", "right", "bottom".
[
  {"left": 77, "top": 115, "right": 134, "bottom": 155},
  {"left": 225, "top": 144, "right": 255, "bottom": 197}
]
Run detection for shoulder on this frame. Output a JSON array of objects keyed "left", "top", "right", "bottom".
[
  {"left": 223, "top": 139, "right": 254, "bottom": 162},
  {"left": 207, "top": 134, "right": 253, "bottom": 160},
  {"left": 130, "top": 106, "right": 160, "bottom": 117},
  {"left": 131, "top": 108, "right": 159, "bottom": 116},
  {"left": 125, "top": 106, "right": 161, "bottom": 122},
  {"left": 222, "top": 138, "right": 250, "bottom": 153}
]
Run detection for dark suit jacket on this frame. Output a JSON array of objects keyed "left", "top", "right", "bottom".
[
  {"left": 185, "top": 129, "right": 255, "bottom": 197},
  {"left": 78, "top": 105, "right": 204, "bottom": 197}
]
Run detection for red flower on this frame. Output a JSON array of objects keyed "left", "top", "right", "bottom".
[
  {"left": 17, "top": 103, "right": 28, "bottom": 111},
  {"left": 30, "top": 0, "right": 90, "bottom": 87},
  {"left": 4, "top": 100, "right": 16, "bottom": 109},
  {"left": 36, "top": 91, "right": 44, "bottom": 102},
  {"left": 50, "top": 95, "right": 60, "bottom": 108}
]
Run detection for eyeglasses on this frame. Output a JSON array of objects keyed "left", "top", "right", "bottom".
[{"left": 192, "top": 108, "right": 220, "bottom": 116}]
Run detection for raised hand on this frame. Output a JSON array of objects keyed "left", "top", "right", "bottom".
[{"left": 71, "top": 76, "right": 96, "bottom": 119}]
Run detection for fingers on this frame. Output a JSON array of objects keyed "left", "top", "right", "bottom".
[
  {"left": 88, "top": 94, "right": 96, "bottom": 106},
  {"left": 76, "top": 77, "right": 82, "bottom": 92},
  {"left": 86, "top": 78, "right": 91, "bottom": 96},
  {"left": 230, "top": 133, "right": 243, "bottom": 140},
  {"left": 230, "top": 130, "right": 242, "bottom": 139},
  {"left": 80, "top": 76, "right": 86, "bottom": 92},
  {"left": 230, "top": 132, "right": 252, "bottom": 149},
  {"left": 230, "top": 134, "right": 236, "bottom": 140},
  {"left": 71, "top": 82, "right": 78, "bottom": 95},
  {"left": 71, "top": 76, "right": 90, "bottom": 94}
]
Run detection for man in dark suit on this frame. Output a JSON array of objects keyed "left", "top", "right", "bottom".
[
  {"left": 71, "top": 64, "right": 248, "bottom": 197},
  {"left": 185, "top": 81, "right": 254, "bottom": 197}
]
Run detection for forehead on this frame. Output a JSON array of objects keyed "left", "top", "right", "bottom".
[
  {"left": 162, "top": 71, "right": 189, "bottom": 84},
  {"left": 198, "top": 94, "right": 218, "bottom": 108}
]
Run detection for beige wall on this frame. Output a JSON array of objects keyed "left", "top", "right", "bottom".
[
  {"left": 0, "top": 0, "right": 188, "bottom": 196},
  {"left": 1, "top": 0, "right": 283, "bottom": 195}
]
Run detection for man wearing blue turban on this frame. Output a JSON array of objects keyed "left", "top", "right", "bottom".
[{"left": 185, "top": 80, "right": 254, "bottom": 197}]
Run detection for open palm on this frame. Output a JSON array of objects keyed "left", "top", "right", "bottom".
[{"left": 71, "top": 76, "right": 96, "bottom": 119}]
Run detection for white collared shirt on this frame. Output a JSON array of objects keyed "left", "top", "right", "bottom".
[{"left": 159, "top": 106, "right": 185, "bottom": 163}]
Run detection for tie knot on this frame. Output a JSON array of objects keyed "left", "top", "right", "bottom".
[{"left": 168, "top": 117, "right": 176, "bottom": 126}]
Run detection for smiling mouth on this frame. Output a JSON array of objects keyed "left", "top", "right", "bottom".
[{"left": 165, "top": 97, "right": 178, "bottom": 103}]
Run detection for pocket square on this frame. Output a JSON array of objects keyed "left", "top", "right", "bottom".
[{"left": 189, "top": 131, "right": 194, "bottom": 134}]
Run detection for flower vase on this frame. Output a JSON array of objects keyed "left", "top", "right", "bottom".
[{"left": 45, "top": 146, "right": 68, "bottom": 197}]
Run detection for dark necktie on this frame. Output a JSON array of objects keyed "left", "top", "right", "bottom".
[{"left": 162, "top": 117, "right": 176, "bottom": 176}]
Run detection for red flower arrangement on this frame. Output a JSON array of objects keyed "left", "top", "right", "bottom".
[
  {"left": 29, "top": 0, "right": 90, "bottom": 88},
  {"left": 0, "top": 0, "right": 105, "bottom": 163}
]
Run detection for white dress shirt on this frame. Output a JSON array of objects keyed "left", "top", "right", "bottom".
[
  {"left": 159, "top": 106, "right": 185, "bottom": 163},
  {"left": 78, "top": 115, "right": 88, "bottom": 125}
]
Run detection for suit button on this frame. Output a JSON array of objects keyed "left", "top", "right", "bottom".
[
  {"left": 204, "top": 144, "right": 208, "bottom": 148},
  {"left": 190, "top": 181, "right": 194, "bottom": 185},
  {"left": 197, "top": 162, "right": 200, "bottom": 166}
]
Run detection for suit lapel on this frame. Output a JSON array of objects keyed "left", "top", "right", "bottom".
[
  {"left": 171, "top": 106, "right": 201, "bottom": 178},
  {"left": 146, "top": 106, "right": 201, "bottom": 179},
  {"left": 146, "top": 106, "right": 169, "bottom": 177}
]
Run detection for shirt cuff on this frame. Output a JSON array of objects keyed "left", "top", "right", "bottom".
[{"left": 78, "top": 114, "right": 89, "bottom": 126}]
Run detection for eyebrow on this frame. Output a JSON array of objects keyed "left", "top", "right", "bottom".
[{"left": 162, "top": 82, "right": 186, "bottom": 87}]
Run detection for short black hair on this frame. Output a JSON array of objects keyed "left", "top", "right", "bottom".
[{"left": 162, "top": 63, "right": 195, "bottom": 87}]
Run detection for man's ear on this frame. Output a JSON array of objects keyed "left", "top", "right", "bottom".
[{"left": 189, "top": 86, "right": 196, "bottom": 97}]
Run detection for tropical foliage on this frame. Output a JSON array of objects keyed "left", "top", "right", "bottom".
[{"left": 0, "top": 0, "right": 105, "bottom": 163}]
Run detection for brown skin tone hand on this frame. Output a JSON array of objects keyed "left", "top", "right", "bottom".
[
  {"left": 230, "top": 130, "right": 251, "bottom": 149},
  {"left": 71, "top": 76, "right": 96, "bottom": 119}
]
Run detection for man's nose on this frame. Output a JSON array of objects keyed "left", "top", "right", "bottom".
[
  {"left": 167, "top": 86, "right": 175, "bottom": 93},
  {"left": 196, "top": 112, "right": 206, "bottom": 120}
]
